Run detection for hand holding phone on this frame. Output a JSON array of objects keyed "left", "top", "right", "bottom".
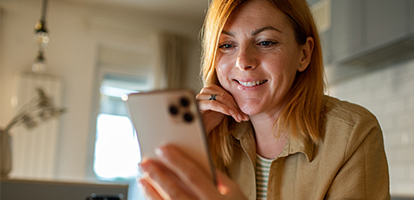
[{"left": 125, "top": 89, "right": 215, "bottom": 183}]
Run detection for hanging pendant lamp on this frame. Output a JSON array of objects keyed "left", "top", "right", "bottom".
[{"left": 32, "top": 0, "right": 49, "bottom": 73}]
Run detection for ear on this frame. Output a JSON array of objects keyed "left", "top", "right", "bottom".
[{"left": 298, "top": 36, "right": 314, "bottom": 72}]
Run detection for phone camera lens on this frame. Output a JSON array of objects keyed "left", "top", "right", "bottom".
[
  {"left": 169, "top": 105, "right": 179, "bottom": 115},
  {"left": 183, "top": 112, "right": 194, "bottom": 123},
  {"left": 180, "top": 97, "right": 190, "bottom": 107}
]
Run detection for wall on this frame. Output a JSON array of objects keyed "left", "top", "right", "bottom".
[
  {"left": 0, "top": 0, "right": 204, "bottom": 181},
  {"left": 328, "top": 57, "right": 414, "bottom": 195}
]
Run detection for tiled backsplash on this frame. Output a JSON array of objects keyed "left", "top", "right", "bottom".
[{"left": 328, "top": 57, "right": 414, "bottom": 195}]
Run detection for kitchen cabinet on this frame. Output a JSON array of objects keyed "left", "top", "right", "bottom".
[
  {"left": 411, "top": 0, "right": 414, "bottom": 34},
  {"left": 330, "top": 0, "right": 414, "bottom": 66},
  {"left": 365, "top": 0, "right": 407, "bottom": 50},
  {"left": 331, "top": 0, "right": 364, "bottom": 63}
]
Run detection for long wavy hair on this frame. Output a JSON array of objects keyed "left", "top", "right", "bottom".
[{"left": 201, "top": 0, "right": 326, "bottom": 166}]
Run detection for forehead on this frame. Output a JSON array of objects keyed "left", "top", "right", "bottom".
[{"left": 223, "top": 0, "right": 291, "bottom": 32}]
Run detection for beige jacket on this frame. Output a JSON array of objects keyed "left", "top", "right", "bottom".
[{"left": 218, "top": 96, "right": 390, "bottom": 200}]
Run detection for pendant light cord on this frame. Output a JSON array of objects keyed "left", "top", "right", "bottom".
[{"left": 41, "top": 0, "right": 48, "bottom": 22}]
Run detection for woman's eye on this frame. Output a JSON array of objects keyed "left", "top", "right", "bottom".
[
  {"left": 218, "top": 43, "right": 237, "bottom": 53},
  {"left": 258, "top": 41, "right": 277, "bottom": 47},
  {"left": 219, "top": 44, "right": 234, "bottom": 49}
]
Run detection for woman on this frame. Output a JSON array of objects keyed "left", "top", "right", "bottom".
[{"left": 138, "top": 0, "right": 390, "bottom": 199}]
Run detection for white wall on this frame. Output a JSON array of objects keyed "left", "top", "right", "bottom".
[
  {"left": 0, "top": 0, "right": 204, "bottom": 181},
  {"left": 328, "top": 57, "right": 414, "bottom": 196}
]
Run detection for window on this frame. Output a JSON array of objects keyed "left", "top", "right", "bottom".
[
  {"left": 94, "top": 114, "right": 139, "bottom": 180},
  {"left": 93, "top": 73, "right": 148, "bottom": 180}
]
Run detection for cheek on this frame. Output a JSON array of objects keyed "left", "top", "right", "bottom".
[
  {"left": 216, "top": 67, "right": 229, "bottom": 90},
  {"left": 215, "top": 58, "right": 233, "bottom": 86},
  {"left": 269, "top": 54, "right": 298, "bottom": 77}
]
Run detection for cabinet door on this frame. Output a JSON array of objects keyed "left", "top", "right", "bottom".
[
  {"left": 366, "top": 0, "right": 408, "bottom": 49},
  {"left": 410, "top": 0, "right": 414, "bottom": 34},
  {"left": 331, "top": 0, "right": 365, "bottom": 63},
  {"left": 320, "top": 29, "right": 332, "bottom": 64}
]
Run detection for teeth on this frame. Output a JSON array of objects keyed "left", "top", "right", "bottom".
[{"left": 238, "top": 80, "right": 267, "bottom": 87}]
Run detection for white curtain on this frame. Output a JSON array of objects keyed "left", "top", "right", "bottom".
[{"left": 159, "top": 33, "right": 186, "bottom": 89}]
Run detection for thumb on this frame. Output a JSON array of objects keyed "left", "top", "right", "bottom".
[{"left": 215, "top": 169, "right": 238, "bottom": 196}]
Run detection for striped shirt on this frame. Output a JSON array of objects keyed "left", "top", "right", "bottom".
[{"left": 256, "top": 154, "right": 273, "bottom": 200}]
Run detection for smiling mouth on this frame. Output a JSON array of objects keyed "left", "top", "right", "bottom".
[{"left": 235, "top": 79, "right": 268, "bottom": 87}]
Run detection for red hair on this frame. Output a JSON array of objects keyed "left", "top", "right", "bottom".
[{"left": 201, "top": 0, "right": 326, "bottom": 166}]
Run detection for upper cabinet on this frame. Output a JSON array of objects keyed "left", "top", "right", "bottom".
[
  {"left": 330, "top": 0, "right": 414, "bottom": 66},
  {"left": 411, "top": 0, "right": 414, "bottom": 34},
  {"left": 365, "top": 0, "right": 407, "bottom": 50},
  {"left": 331, "top": 0, "right": 364, "bottom": 63}
]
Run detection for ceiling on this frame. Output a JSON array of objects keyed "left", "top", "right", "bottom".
[{"left": 61, "top": 0, "right": 210, "bottom": 22}]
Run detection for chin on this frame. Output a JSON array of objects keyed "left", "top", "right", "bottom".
[
  {"left": 235, "top": 98, "right": 261, "bottom": 116},
  {"left": 239, "top": 105, "right": 258, "bottom": 116}
]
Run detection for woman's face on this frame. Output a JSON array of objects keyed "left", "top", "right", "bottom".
[{"left": 216, "top": 0, "right": 311, "bottom": 118}]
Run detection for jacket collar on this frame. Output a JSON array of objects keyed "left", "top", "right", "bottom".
[
  {"left": 279, "top": 133, "right": 314, "bottom": 162},
  {"left": 231, "top": 121, "right": 252, "bottom": 140},
  {"left": 231, "top": 121, "right": 315, "bottom": 162}
]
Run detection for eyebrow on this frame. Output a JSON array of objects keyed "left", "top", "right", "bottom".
[
  {"left": 252, "top": 26, "right": 282, "bottom": 35},
  {"left": 221, "top": 26, "right": 282, "bottom": 37}
]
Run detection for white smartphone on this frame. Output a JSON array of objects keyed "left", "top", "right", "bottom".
[{"left": 125, "top": 89, "right": 216, "bottom": 183}]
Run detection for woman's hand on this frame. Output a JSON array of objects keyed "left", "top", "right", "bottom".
[
  {"left": 138, "top": 145, "right": 247, "bottom": 200},
  {"left": 196, "top": 85, "right": 249, "bottom": 134}
]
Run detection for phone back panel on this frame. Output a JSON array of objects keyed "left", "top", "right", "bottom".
[{"left": 125, "top": 89, "right": 214, "bottom": 180}]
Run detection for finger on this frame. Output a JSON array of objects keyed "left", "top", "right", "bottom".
[
  {"left": 138, "top": 178, "right": 163, "bottom": 200},
  {"left": 156, "top": 145, "right": 219, "bottom": 200},
  {"left": 199, "top": 84, "right": 224, "bottom": 95},
  {"left": 198, "top": 87, "right": 235, "bottom": 109},
  {"left": 215, "top": 169, "right": 247, "bottom": 199},
  {"left": 196, "top": 93, "right": 238, "bottom": 111},
  {"left": 216, "top": 170, "right": 234, "bottom": 195},
  {"left": 197, "top": 98, "right": 241, "bottom": 122},
  {"left": 219, "top": 93, "right": 249, "bottom": 121},
  {"left": 198, "top": 87, "right": 249, "bottom": 121},
  {"left": 196, "top": 92, "right": 221, "bottom": 100},
  {"left": 196, "top": 91, "right": 244, "bottom": 122},
  {"left": 139, "top": 159, "right": 196, "bottom": 200},
  {"left": 214, "top": 93, "right": 248, "bottom": 121}
]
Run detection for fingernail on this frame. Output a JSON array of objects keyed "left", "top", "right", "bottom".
[
  {"left": 238, "top": 114, "right": 244, "bottom": 122},
  {"left": 137, "top": 178, "right": 143, "bottom": 189},
  {"left": 138, "top": 162, "right": 145, "bottom": 172},
  {"left": 155, "top": 147, "right": 163, "bottom": 157},
  {"left": 138, "top": 164, "right": 143, "bottom": 174}
]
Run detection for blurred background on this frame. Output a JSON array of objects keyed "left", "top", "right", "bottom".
[{"left": 0, "top": 0, "right": 413, "bottom": 199}]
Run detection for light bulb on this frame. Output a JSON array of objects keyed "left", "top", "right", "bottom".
[
  {"left": 32, "top": 61, "right": 47, "bottom": 73},
  {"left": 35, "top": 19, "right": 49, "bottom": 47},
  {"left": 35, "top": 32, "right": 49, "bottom": 47},
  {"left": 32, "top": 51, "right": 47, "bottom": 73}
]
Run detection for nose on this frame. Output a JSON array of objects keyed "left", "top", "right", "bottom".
[{"left": 235, "top": 45, "right": 257, "bottom": 70}]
